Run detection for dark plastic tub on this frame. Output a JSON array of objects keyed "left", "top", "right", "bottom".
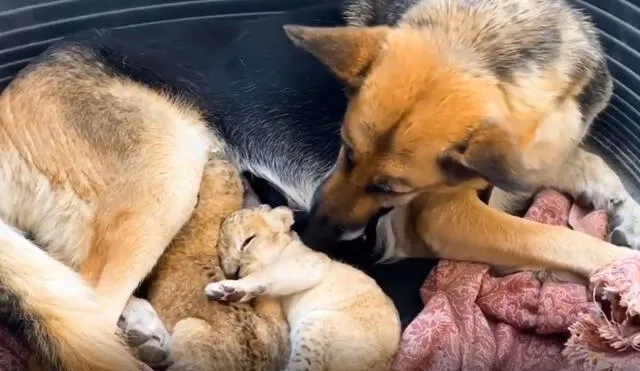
[
  {"left": 0, "top": 0, "right": 339, "bottom": 88},
  {"left": 1, "top": 0, "right": 639, "bottom": 328}
]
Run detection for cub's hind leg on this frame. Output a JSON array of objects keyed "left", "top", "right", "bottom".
[
  {"left": 285, "top": 314, "right": 382, "bottom": 371},
  {"left": 168, "top": 318, "right": 220, "bottom": 371},
  {"left": 286, "top": 316, "right": 330, "bottom": 371}
]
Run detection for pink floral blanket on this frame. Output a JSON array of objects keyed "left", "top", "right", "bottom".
[
  {"left": 0, "top": 326, "right": 28, "bottom": 371},
  {"left": 392, "top": 189, "right": 640, "bottom": 371}
]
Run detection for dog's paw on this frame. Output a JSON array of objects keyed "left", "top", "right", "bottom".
[
  {"left": 205, "top": 280, "right": 265, "bottom": 303},
  {"left": 119, "top": 298, "right": 171, "bottom": 368},
  {"left": 576, "top": 189, "right": 627, "bottom": 213},
  {"left": 573, "top": 177, "right": 640, "bottom": 249},
  {"left": 577, "top": 187, "right": 640, "bottom": 250},
  {"left": 608, "top": 199, "right": 640, "bottom": 250}
]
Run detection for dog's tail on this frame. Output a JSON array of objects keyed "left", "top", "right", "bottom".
[{"left": 0, "top": 221, "right": 140, "bottom": 371}]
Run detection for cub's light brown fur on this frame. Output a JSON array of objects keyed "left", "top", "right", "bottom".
[
  {"left": 208, "top": 205, "right": 401, "bottom": 371},
  {"left": 145, "top": 158, "right": 290, "bottom": 371},
  {"left": 0, "top": 46, "right": 215, "bottom": 370},
  {"left": 287, "top": 0, "right": 640, "bottom": 277}
]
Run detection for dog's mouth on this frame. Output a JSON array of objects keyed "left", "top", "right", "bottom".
[
  {"left": 339, "top": 226, "right": 366, "bottom": 241},
  {"left": 339, "top": 207, "right": 394, "bottom": 242}
]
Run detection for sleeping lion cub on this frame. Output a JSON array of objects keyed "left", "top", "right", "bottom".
[
  {"left": 206, "top": 204, "right": 401, "bottom": 371},
  {"left": 142, "top": 159, "right": 290, "bottom": 370}
]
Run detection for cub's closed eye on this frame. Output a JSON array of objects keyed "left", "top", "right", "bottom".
[{"left": 241, "top": 235, "right": 256, "bottom": 249}]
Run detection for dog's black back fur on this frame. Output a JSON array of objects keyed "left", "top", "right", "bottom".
[{"left": 41, "top": 4, "right": 346, "bottom": 212}]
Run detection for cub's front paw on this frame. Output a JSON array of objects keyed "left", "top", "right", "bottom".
[
  {"left": 205, "top": 280, "right": 265, "bottom": 303},
  {"left": 608, "top": 199, "right": 640, "bottom": 250}
]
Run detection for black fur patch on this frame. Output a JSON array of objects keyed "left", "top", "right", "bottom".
[
  {"left": 0, "top": 283, "right": 60, "bottom": 371},
  {"left": 438, "top": 137, "right": 532, "bottom": 193},
  {"left": 577, "top": 59, "right": 613, "bottom": 124},
  {"left": 438, "top": 152, "right": 485, "bottom": 186},
  {"left": 487, "top": 23, "right": 562, "bottom": 81}
]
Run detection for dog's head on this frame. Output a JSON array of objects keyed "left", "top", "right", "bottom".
[
  {"left": 284, "top": 25, "right": 530, "bottom": 248},
  {"left": 218, "top": 205, "right": 296, "bottom": 278}
]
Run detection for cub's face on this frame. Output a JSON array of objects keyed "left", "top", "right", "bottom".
[
  {"left": 284, "top": 25, "right": 527, "bottom": 248},
  {"left": 218, "top": 205, "right": 295, "bottom": 278}
]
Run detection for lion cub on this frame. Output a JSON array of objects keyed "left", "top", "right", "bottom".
[
  {"left": 144, "top": 159, "right": 290, "bottom": 371},
  {"left": 206, "top": 205, "right": 401, "bottom": 371}
]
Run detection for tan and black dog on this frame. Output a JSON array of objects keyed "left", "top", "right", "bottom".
[
  {"left": 293, "top": 0, "right": 640, "bottom": 276},
  {"left": 0, "top": 2, "right": 639, "bottom": 370}
]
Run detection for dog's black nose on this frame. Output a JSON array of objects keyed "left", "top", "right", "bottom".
[{"left": 302, "top": 212, "right": 343, "bottom": 250}]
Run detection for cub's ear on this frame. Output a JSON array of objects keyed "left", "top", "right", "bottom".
[
  {"left": 283, "top": 25, "right": 389, "bottom": 87},
  {"left": 268, "top": 206, "right": 295, "bottom": 232},
  {"left": 438, "top": 122, "right": 532, "bottom": 192},
  {"left": 255, "top": 204, "right": 272, "bottom": 212}
]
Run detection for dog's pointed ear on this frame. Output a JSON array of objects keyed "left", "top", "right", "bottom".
[
  {"left": 283, "top": 25, "right": 389, "bottom": 87},
  {"left": 438, "top": 122, "right": 531, "bottom": 192}
]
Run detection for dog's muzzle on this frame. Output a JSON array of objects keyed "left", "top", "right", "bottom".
[
  {"left": 302, "top": 199, "right": 394, "bottom": 250},
  {"left": 302, "top": 203, "right": 359, "bottom": 250}
]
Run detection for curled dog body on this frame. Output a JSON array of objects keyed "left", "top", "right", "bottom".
[{"left": 0, "top": 6, "right": 346, "bottom": 369}]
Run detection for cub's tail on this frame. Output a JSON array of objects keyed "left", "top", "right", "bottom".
[{"left": 0, "top": 221, "right": 141, "bottom": 371}]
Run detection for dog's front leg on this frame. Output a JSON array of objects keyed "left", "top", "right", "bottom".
[{"left": 414, "top": 190, "right": 637, "bottom": 277}]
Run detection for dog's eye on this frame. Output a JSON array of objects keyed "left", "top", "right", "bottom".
[
  {"left": 366, "top": 177, "right": 413, "bottom": 195},
  {"left": 241, "top": 235, "right": 256, "bottom": 250},
  {"left": 342, "top": 144, "right": 356, "bottom": 172},
  {"left": 366, "top": 183, "right": 395, "bottom": 194}
]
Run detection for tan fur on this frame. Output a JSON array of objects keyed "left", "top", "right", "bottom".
[
  {"left": 209, "top": 205, "right": 401, "bottom": 371},
  {"left": 146, "top": 158, "right": 290, "bottom": 371},
  {"left": 286, "top": 0, "right": 640, "bottom": 277},
  {"left": 0, "top": 47, "right": 216, "bottom": 369},
  {"left": 0, "top": 218, "right": 140, "bottom": 371}
]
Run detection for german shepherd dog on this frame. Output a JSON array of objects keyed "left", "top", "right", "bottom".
[
  {"left": 0, "top": 1, "right": 638, "bottom": 370},
  {"left": 297, "top": 0, "right": 640, "bottom": 272}
]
